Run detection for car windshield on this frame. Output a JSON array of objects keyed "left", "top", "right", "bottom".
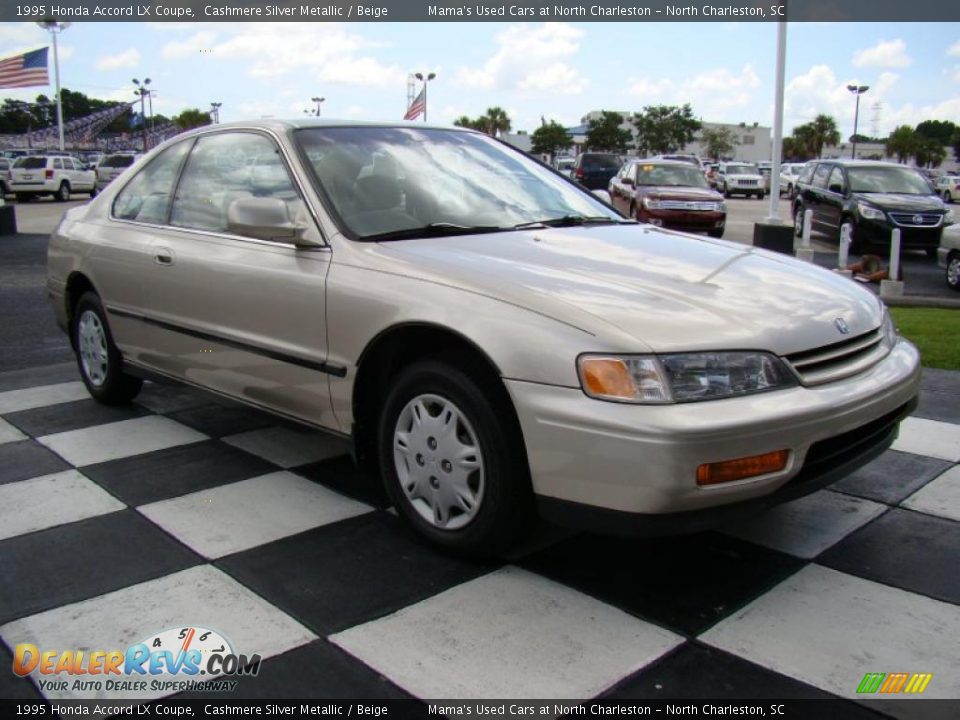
[
  {"left": 14, "top": 157, "right": 47, "bottom": 169},
  {"left": 636, "top": 164, "right": 709, "bottom": 188},
  {"left": 295, "top": 126, "right": 620, "bottom": 240},
  {"left": 726, "top": 164, "right": 756, "bottom": 174},
  {"left": 847, "top": 167, "right": 934, "bottom": 195}
]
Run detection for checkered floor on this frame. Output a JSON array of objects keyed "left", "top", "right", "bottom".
[{"left": 1, "top": 362, "right": 959, "bottom": 716}]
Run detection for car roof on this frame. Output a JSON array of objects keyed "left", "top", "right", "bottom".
[{"left": 632, "top": 158, "right": 698, "bottom": 167}]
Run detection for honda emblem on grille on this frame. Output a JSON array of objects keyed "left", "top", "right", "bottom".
[
  {"left": 834, "top": 318, "right": 850, "bottom": 335},
  {"left": 913, "top": 214, "right": 924, "bottom": 224}
]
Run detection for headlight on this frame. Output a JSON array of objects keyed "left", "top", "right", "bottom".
[
  {"left": 577, "top": 352, "right": 796, "bottom": 404},
  {"left": 642, "top": 197, "right": 663, "bottom": 210},
  {"left": 857, "top": 202, "right": 886, "bottom": 221},
  {"left": 880, "top": 308, "right": 898, "bottom": 351},
  {"left": 716, "top": 202, "right": 727, "bottom": 212}
]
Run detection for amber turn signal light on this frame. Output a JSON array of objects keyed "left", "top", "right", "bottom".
[{"left": 696, "top": 450, "right": 789, "bottom": 486}]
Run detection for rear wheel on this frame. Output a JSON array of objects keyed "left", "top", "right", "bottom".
[
  {"left": 378, "top": 356, "right": 532, "bottom": 557},
  {"left": 56, "top": 182, "right": 71, "bottom": 202},
  {"left": 72, "top": 292, "right": 143, "bottom": 405},
  {"left": 947, "top": 252, "right": 960, "bottom": 291}
]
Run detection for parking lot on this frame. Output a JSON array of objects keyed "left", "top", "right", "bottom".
[{"left": 1, "top": 198, "right": 959, "bottom": 713}]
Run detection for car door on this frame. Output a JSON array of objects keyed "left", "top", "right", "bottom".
[
  {"left": 139, "top": 129, "right": 335, "bottom": 430},
  {"left": 821, "top": 165, "right": 847, "bottom": 232},
  {"left": 805, "top": 163, "right": 832, "bottom": 230}
]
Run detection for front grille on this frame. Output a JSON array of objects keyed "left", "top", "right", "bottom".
[
  {"left": 801, "top": 404, "right": 908, "bottom": 479},
  {"left": 735, "top": 180, "right": 759, "bottom": 186},
  {"left": 657, "top": 201, "right": 719, "bottom": 211},
  {"left": 783, "top": 328, "right": 886, "bottom": 386},
  {"left": 889, "top": 212, "right": 942, "bottom": 227}
]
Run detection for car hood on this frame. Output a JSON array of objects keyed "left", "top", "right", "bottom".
[
  {"left": 368, "top": 225, "right": 881, "bottom": 356},
  {"left": 853, "top": 192, "right": 944, "bottom": 213},
  {"left": 636, "top": 186, "right": 722, "bottom": 201}
]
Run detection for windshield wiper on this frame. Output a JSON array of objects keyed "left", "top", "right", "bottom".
[
  {"left": 362, "top": 222, "right": 505, "bottom": 242},
  {"left": 513, "top": 215, "right": 633, "bottom": 230}
]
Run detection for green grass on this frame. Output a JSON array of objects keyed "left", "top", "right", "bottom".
[{"left": 890, "top": 307, "right": 960, "bottom": 370}]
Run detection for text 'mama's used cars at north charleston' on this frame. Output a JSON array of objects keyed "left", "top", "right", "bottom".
[
  {"left": 608, "top": 158, "right": 726, "bottom": 238},
  {"left": 792, "top": 160, "right": 953, "bottom": 257},
  {"left": 47, "top": 120, "right": 920, "bottom": 556}
]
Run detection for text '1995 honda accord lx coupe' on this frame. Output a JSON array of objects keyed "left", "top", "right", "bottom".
[{"left": 47, "top": 120, "right": 921, "bottom": 555}]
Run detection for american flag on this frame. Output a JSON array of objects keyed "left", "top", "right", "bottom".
[
  {"left": 0, "top": 48, "right": 49, "bottom": 89},
  {"left": 403, "top": 88, "right": 426, "bottom": 121}
]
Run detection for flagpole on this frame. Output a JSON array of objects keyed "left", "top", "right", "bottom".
[{"left": 37, "top": 21, "right": 71, "bottom": 152}]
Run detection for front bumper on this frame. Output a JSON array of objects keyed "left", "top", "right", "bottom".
[
  {"left": 858, "top": 217, "right": 943, "bottom": 250},
  {"left": 639, "top": 208, "right": 725, "bottom": 233},
  {"left": 505, "top": 338, "right": 920, "bottom": 528}
]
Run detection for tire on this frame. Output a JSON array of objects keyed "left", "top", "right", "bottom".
[
  {"left": 722, "top": 183, "right": 731, "bottom": 198},
  {"left": 947, "top": 252, "right": 960, "bottom": 291},
  {"left": 793, "top": 205, "right": 804, "bottom": 238},
  {"left": 72, "top": 292, "right": 143, "bottom": 405},
  {"left": 844, "top": 218, "right": 865, "bottom": 256},
  {"left": 378, "top": 355, "right": 532, "bottom": 557},
  {"left": 56, "top": 181, "right": 71, "bottom": 202},
  {"left": 708, "top": 228, "right": 724, "bottom": 238},
  {"left": 943, "top": 191, "right": 951, "bottom": 203},
  {"left": 89, "top": 185, "right": 98, "bottom": 198}
]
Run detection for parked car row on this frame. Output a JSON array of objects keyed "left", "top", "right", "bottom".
[{"left": 1, "top": 152, "right": 142, "bottom": 201}]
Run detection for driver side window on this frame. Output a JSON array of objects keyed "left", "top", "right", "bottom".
[{"left": 112, "top": 140, "right": 192, "bottom": 224}]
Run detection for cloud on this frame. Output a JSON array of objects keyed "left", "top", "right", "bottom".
[
  {"left": 95, "top": 48, "right": 141, "bottom": 71},
  {"left": 627, "top": 65, "right": 760, "bottom": 119},
  {"left": 852, "top": 39, "right": 911, "bottom": 68},
  {"left": 948, "top": 40, "right": 960, "bottom": 57},
  {"left": 455, "top": 23, "right": 587, "bottom": 95}
]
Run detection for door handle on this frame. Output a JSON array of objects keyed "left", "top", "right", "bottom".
[{"left": 154, "top": 247, "right": 175, "bottom": 266}]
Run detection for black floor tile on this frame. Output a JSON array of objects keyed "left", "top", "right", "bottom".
[
  {"left": 606, "top": 643, "right": 885, "bottom": 715},
  {"left": 519, "top": 531, "right": 804, "bottom": 636},
  {"left": 914, "top": 368, "right": 960, "bottom": 425},
  {"left": 82, "top": 440, "right": 278, "bottom": 506},
  {"left": 818, "top": 507, "right": 960, "bottom": 605},
  {"left": 0, "top": 362, "right": 78, "bottom": 392},
  {"left": 0, "top": 440, "right": 70, "bottom": 485},
  {"left": 218, "top": 513, "right": 496, "bottom": 635},
  {"left": 0, "top": 510, "right": 200, "bottom": 624},
  {"left": 0, "top": 642, "right": 45, "bottom": 699},
  {"left": 3, "top": 398, "right": 150, "bottom": 437},
  {"left": 133, "top": 381, "right": 211, "bottom": 414},
  {"left": 176, "top": 640, "right": 416, "bottom": 701},
  {"left": 829, "top": 450, "right": 952, "bottom": 505},
  {"left": 291, "top": 455, "right": 390, "bottom": 509},
  {"left": 168, "top": 403, "right": 275, "bottom": 438}
]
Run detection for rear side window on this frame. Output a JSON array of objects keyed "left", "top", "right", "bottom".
[
  {"left": 812, "top": 164, "right": 831, "bottom": 189},
  {"left": 14, "top": 157, "right": 47, "bottom": 169},
  {"left": 112, "top": 141, "right": 192, "bottom": 224}
]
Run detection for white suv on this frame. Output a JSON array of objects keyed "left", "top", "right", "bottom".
[
  {"left": 95, "top": 153, "right": 142, "bottom": 192},
  {"left": 715, "top": 162, "right": 765, "bottom": 199},
  {"left": 10, "top": 155, "right": 96, "bottom": 202}
]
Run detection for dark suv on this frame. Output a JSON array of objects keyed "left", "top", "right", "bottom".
[
  {"left": 572, "top": 152, "right": 622, "bottom": 191},
  {"left": 792, "top": 160, "right": 952, "bottom": 256}
]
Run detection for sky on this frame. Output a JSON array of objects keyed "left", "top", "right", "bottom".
[{"left": 0, "top": 20, "right": 958, "bottom": 140}]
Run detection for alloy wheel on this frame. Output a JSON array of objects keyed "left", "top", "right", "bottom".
[{"left": 77, "top": 310, "right": 108, "bottom": 386}]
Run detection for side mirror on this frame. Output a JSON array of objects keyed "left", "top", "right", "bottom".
[
  {"left": 828, "top": 183, "right": 844, "bottom": 194},
  {"left": 226, "top": 197, "right": 317, "bottom": 245},
  {"left": 621, "top": 177, "right": 634, "bottom": 187},
  {"left": 591, "top": 189, "right": 612, "bottom": 204}
]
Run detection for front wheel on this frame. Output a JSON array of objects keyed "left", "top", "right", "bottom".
[
  {"left": 794, "top": 206, "right": 804, "bottom": 238},
  {"left": 947, "top": 253, "right": 960, "bottom": 291},
  {"left": 378, "top": 357, "right": 532, "bottom": 557},
  {"left": 72, "top": 292, "right": 143, "bottom": 405},
  {"left": 943, "top": 191, "right": 952, "bottom": 203}
]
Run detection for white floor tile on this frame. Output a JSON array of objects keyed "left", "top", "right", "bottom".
[
  {"left": 331, "top": 566, "right": 684, "bottom": 700},
  {"left": 0, "top": 382, "right": 89, "bottom": 414},
  {"left": 722, "top": 490, "right": 887, "bottom": 559},
  {"left": 902, "top": 465, "right": 960, "bottom": 523},
  {"left": 701, "top": 565, "right": 960, "bottom": 703},
  {"left": 0, "top": 565, "right": 317, "bottom": 701},
  {"left": 222, "top": 425, "right": 349, "bottom": 468},
  {"left": 0, "top": 417, "right": 26, "bottom": 445},
  {"left": 892, "top": 417, "right": 960, "bottom": 462},
  {"left": 138, "top": 471, "right": 371, "bottom": 559},
  {"left": 37, "top": 416, "right": 208, "bottom": 467},
  {"left": 0, "top": 470, "right": 125, "bottom": 540}
]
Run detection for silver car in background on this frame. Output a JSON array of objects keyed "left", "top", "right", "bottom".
[{"left": 47, "top": 120, "right": 920, "bottom": 555}]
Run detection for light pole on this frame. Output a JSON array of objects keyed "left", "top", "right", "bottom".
[
  {"left": 414, "top": 72, "right": 436, "bottom": 123},
  {"left": 133, "top": 78, "right": 151, "bottom": 151},
  {"left": 36, "top": 21, "right": 72, "bottom": 152},
  {"left": 210, "top": 102, "right": 222, "bottom": 124},
  {"left": 311, "top": 96, "right": 325, "bottom": 116},
  {"left": 847, "top": 84, "right": 869, "bottom": 159}
]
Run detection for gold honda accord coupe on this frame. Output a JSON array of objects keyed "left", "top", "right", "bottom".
[{"left": 47, "top": 120, "right": 920, "bottom": 555}]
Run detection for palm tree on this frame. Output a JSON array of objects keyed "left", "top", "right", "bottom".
[
  {"left": 810, "top": 114, "right": 840, "bottom": 158},
  {"left": 482, "top": 106, "right": 511, "bottom": 138},
  {"left": 885, "top": 125, "right": 918, "bottom": 164}
]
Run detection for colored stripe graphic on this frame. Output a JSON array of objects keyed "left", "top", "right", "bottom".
[
  {"left": 857, "top": 673, "right": 885, "bottom": 694},
  {"left": 859, "top": 672, "right": 932, "bottom": 694},
  {"left": 904, "top": 673, "right": 933, "bottom": 694}
]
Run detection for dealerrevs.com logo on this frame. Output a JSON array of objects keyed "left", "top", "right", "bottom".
[{"left": 12, "top": 626, "right": 260, "bottom": 694}]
